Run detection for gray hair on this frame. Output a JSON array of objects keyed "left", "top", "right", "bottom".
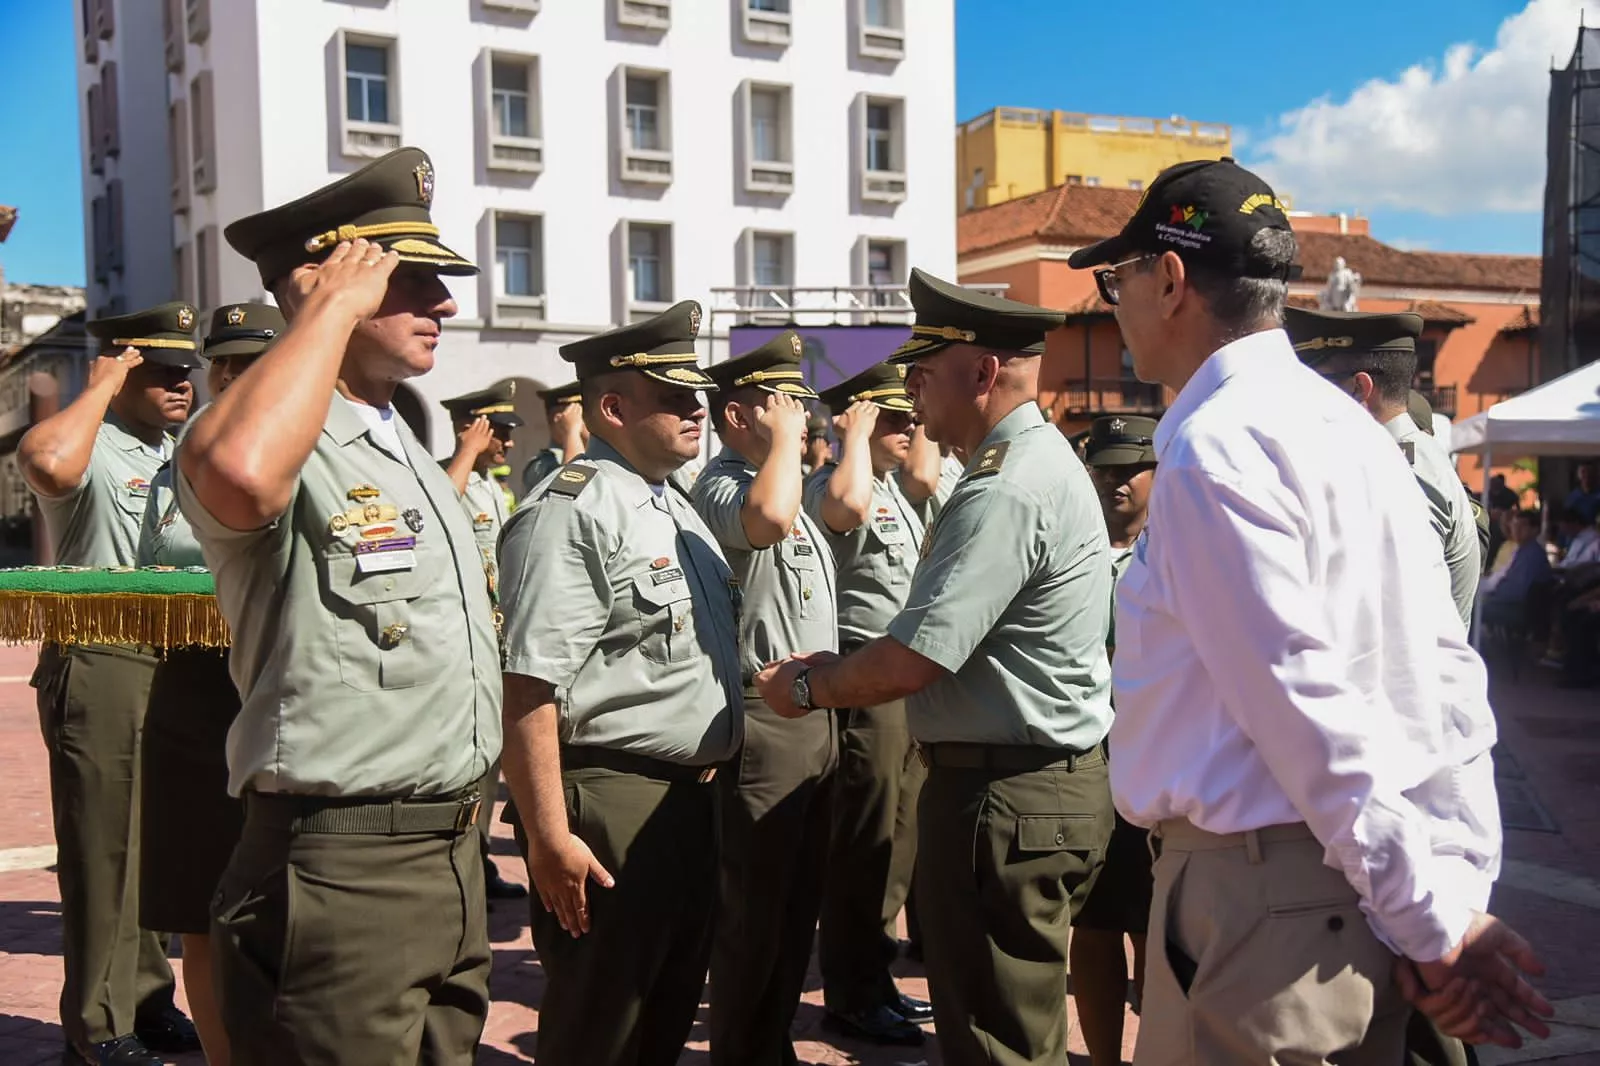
[{"left": 1184, "top": 228, "right": 1296, "bottom": 337}]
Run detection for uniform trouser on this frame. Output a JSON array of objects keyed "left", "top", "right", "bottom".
[
  {"left": 817, "top": 699, "right": 926, "bottom": 1012},
  {"left": 515, "top": 765, "right": 719, "bottom": 1066},
  {"left": 475, "top": 759, "right": 500, "bottom": 853},
  {"left": 709, "top": 697, "right": 837, "bottom": 1066},
  {"left": 33, "top": 643, "right": 175, "bottom": 1052},
  {"left": 1136, "top": 819, "right": 1409, "bottom": 1066},
  {"left": 211, "top": 799, "right": 491, "bottom": 1066},
  {"left": 917, "top": 746, "right": 1112, "bottom": 1066}
]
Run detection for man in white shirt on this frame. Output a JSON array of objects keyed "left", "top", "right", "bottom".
[{"left": 1069, "top": 157, "right": 1550, "bottom": 1064}]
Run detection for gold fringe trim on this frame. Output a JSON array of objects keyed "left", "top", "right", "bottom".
[{"left": 0, "top": 592, "right": 231, "bottom": 648}]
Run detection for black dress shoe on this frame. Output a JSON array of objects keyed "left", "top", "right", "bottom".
[
  {"left": 64, "top": 1036, "right": 163, "bottom": 1066},
  {"left": 133, "top": 1001, "right": 201, "bottom": 1054},
  {"left": 821, "top": 1004, "right": 926, "bottom": 1046},
  {"left": 484, "top": 862, "right": 530, "bottom": 900},
  {"left": 892, "top": 991, "right": 934, "bottom": 1024}
]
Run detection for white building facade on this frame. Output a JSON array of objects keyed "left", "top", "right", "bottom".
[{"left": 74, "top": 0, "right": 956, "bottom": 453}]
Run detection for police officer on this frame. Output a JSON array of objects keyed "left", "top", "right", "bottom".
[
  {"left": 497, "top": 300, "right": 741, "bottom": 1066},
  {"left": 438, "top": 380, "right": 530, "bottom": 903},
  {"left": 177, "top": 147, "right": 500, "bottom": 1065},
  {"left": 806, "top": 361, "right": 930, "bottom": 1045},
  {"left": 1071, "top": 414, "right": 1158, "bottom": 1066},
  {"left": 693, "top": 331, "right": 840, "bottom": 1066},
  {"left": 1287, "top": 308, "right": 1481, "bottom": 629},
  {"left": 520, "top": 381, "right": 586, "bottom": 494},
  {"left": 19, "top": 301, "right": 202, "bottom": 1066},
  {"left": 132, "top": 299, "right": 278, "bottom": 1066},
  {"left": 757, "top": 269, "right": 1116, "bottom": 1066}
]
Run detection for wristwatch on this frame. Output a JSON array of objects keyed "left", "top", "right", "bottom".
[{"left": 790, "top": 668, "right": 815, "bottom": 712}]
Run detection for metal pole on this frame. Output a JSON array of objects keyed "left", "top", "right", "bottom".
[
  {"left": 27, "top": 369, "right": 60, "bottom": 566},
  {"left": 1473, "top": 442, "right": 1492, "bottom": 653}
]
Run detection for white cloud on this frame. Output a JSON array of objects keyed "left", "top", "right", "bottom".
[{"left": 1250, "top": 0, "right": 1598, "bottom": 215}]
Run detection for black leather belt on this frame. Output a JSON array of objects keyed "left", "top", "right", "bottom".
[
  {"left": 919, "top": 741, "right": 1097, "bottom": 773},
  {"left": 244, "top": 789, "right": 482, "bottom": 835},
  {"left": 561, "top": 745, "right": 717, "bottom": 784}
]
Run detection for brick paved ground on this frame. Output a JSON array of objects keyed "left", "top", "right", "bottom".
[{"left": 0, "top": 641, "right": 1596, "bottom": 1065}]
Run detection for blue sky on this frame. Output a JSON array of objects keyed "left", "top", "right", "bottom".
[{"left": 0, "top": 0, "right": 1581, "bottom": 287}]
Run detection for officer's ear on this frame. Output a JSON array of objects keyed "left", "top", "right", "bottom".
[
  {"left": 595, "top": 389, "right": 626, "bottom": 430},
  {"left": 1350, "top": 371, "right": 1377, "bottom": 406}
]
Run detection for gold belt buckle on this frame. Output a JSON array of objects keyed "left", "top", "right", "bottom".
[
  {"left": 457, "top": 797, "right": 482, "bottom": 831},
  {"left": 697, "top": 766, "right": 717, "bottom": 784}
]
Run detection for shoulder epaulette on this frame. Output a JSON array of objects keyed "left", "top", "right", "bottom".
[
  {"left": 1399, "top": 440, "right": 1416, "bottom": 466},
  {"left": 543, "top": 463, "right": 598, "bottom": 499},
  {"left": 964, "top": 440, "right": 1010, "bottom": 480}
]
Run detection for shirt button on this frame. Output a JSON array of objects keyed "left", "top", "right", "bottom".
[
  {"left": 802, "top": 587, "right": 812, "bottom": 600},
  {"left": 1054, "top": 832, "right": 1065, "bottom": 845},
  {"left": 1327, "top": 915, "right": 1344, "bottom": 932},
  {"left": 384, "top": 579, "right": 396, "bottom": 592}
]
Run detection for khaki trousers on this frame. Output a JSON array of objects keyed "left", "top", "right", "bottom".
[
  {"left": 1136, "top": 820, "right": 1408, "bottom": 1066},
  {"left": 34, "top": 643, "right": 175, "bottom": 1052}
]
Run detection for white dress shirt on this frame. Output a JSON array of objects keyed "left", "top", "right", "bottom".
[{"left": 1111, "top": 328, "right": 1500, "bottom": 963}]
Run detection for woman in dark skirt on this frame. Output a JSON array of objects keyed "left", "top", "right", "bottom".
[{"left": 136, "top": 303, "right": 280, "bottom": 1066}]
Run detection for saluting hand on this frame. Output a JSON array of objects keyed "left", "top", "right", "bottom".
[
  {"left": 834, "top": 400, "right": 879, "bottom": 442},
  {"left": 528, "top": 832, "right": 614, "bottom": 938},
  {"left": 454, "top": 416, "right": 496, "bottom": 461},
  {"left": 280, "top": 238, "right": 399, "bottom": 322},
  {"left": 88, "top": 348, "right": 143, "bottom": 392},
  {"left": 752, "top": 392, "right": 810, "bottom": 445}
]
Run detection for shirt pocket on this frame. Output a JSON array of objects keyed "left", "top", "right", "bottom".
[
  {"left": 320, "top": 552, "right": 427, "bottom": 691},
  {"left": 632, "top": 572, "right": 697, "bottom": 665},
  {"left": 778, "top": 538, "right": 823, "bottom": 612},
  {"left": 865, "top": 522, "right": 912, "bottom": 588}
]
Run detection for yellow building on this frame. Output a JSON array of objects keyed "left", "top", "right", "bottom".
[{"left": 955, "top": 108, "right": 1232, "bottom": 212}]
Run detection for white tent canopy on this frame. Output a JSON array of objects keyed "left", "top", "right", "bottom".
[{"left": 1450, "top": 359, "right": 1600, "bottom": 457}]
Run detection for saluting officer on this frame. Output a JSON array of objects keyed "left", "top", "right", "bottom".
[
  {"left": 438, "top": 379, "right": 530, "bottom": 903},
  {"left": 178, "top": 146, "right": 501, "bottom": 1065},
  {"left": 520, "top": 381, "right": 586, "bottom": 495},
  {"left": 136, "top": 300, "right": 282, "bottom": 1066},
  {"left": 693, "top": 331, "right": 840, "bottom": 1066},
  {"left": 806, "top": 361, "right": 931, "bottom": 1046},
  {"left": 757, "top": 269, "right": 1117, "bottom": 1066},
  {"left": 1286, "top": 307, "right": 1482, "bottom": 629},
  {"left": 497, "top": 301, "right": 743, "bottom": 1066},
  {"left": 20, "top": 301, "right": 202, "bottom": 1066}
]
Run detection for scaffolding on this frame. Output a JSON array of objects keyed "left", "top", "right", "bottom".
[{"left": 1542, "top": 22, "right": 1600, "bottom": 381}]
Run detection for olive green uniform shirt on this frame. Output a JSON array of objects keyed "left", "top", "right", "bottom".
[
  {"left": 1106, "top": 543, "right": 1134, "bottom": 652},
  {"left": 521, "top": 447, "right": 563, "bottom": 496},
  {"left": 460, "top": 468, "right": 511, "bottom": 592},
  {"left": 694, "top": 446, "right": 839, "bottom": 684},
  {"left": 887, "top": 403, "right": 1113, "bottom": 749},
  {"left": 901, "top": 452, "right": 964, "bottom": 528},
  {"left": 499, "top": 437, "right": 743, "bottom": 765},
  {"left": 176, "top": 393, "right": 501, "bottom": 797},
  {"left": 136, "top": 462, "right": 204, "bottom": 568},
  {"left": 1383, "top": 413, "right": 1481, "bottom": 629},
  {"left": 35, "top": 414, "right": 173, "bottom": 567},
  {"left": 802, "top": 465, "right": 923, "bottom": 648}
]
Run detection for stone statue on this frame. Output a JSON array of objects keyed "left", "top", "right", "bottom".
[{"left": 1321, "top": 256, "right": 1361, "bottom": 311}]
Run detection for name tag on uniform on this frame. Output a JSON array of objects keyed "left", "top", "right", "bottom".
[
  {"left": 651, "top": 566, "right": 685, "bottom": 585},
  {"left": 356, "top": 550, "right": 417, "bottom": 574},
  {"left": 792, "top": 542, "right": 815, "bottom": 557}
]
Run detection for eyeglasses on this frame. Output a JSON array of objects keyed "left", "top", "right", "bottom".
[{"left": 1093, "top": 254, "right": 1157, "bottom": 307}]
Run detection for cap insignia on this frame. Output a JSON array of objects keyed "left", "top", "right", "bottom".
[
  {"left": 413, "top": 161, "right": 435, "bottom": 207},
  {"left": 226, "top": 306, "right": 246, "bottom": 326},
  {"left": 1109, "top": 418, "right": 1126, "bottom": 433},
  {"left": 789, "top": 334, "right": 802, "bottom": 357},
  {"left": 177, "top": 307, "right": 195, "bottom": 330},
  {"left": 688, "top": 304, "right": 702, "bottom": 337}
]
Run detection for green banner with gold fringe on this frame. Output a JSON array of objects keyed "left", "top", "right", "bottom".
[{"left": 0, "top": 567, "right": 229, "bottom": 648}]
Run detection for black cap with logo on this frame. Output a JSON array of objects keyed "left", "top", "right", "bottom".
[{"left": 1067, "top": 157, "right": 1295, "bottom": 279}]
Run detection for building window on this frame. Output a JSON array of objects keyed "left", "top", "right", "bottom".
[
  {"left": 173, "top": 242, "right": 193, "bottom": 303},
  {"left": 86, "top": 84, "right": 104, "bottom": 175},
  {"left": 106, "top": 179, "right": 124, "bottom": 273},
  {"left": 196, "top": 226, "right": 218, "bottom": 311},
  {"left": 742, "top": 230, "right": 793, "bottom": 316},
  {"left": 190, "top": 71, "right": 216, "bottom": 193},
  {"left": 857, "top": 0, "right": 904, "bottom": 60},
  {"left": 742, "top": 82, "right": 793, "bottom": 194},
  {"left": 627, "top": 222, "right": 672, "bottom": 307},
  {"left": 742, "top": 0, "right": 790, "bottom": 45},
  {"left": 482, "top": 0, "right": 539, "bottom": 10},
  {"left": 618, "top": 67, "right": 672, "bottom": 184},
  {"left": 339, "top": 32, "right": 401, "bottom": 158},
  {"left": 860, "top": 238, "right": 907, "bottom": 308},
  {"left": 82, "top": 0, "right": 99, "bottom": 62},
  {"left": 164, "top": 0, "right": 184, "bottom": 71},
  {"left": 484, "top": 51, "right": 542, "bottom": 173},
  {"left": 186, "top": 0, "right": 210, "bottom": 43},
  {"left": 488, "top": 212, "right": 546, "bottom": 326},
  {"left": 859, "top": 95, "right": 906, "bottom": 204},
  {"left": 91, "top": 196, "right": 108, "bottom": 284},
  {"left": 1065, "top": 174, "right": 1082, "bottom": 185},
  {"left": 101, "top": 62, "right": 120, "bottom": 158},
  {"left": 92, "top": 0, "right": 113, "bottom": 41},
  {"left": 1084, "top": 176, "right": 1101, "bottom": 187},
  {"left": 617, "top": 0, "right": 670, "bottom": 30},
  {"left": 1128, "top": 179, "right": 1143, "bottom": 191},
  {"left": 169, "top": 98, "right": 191, "bottom": 213}
]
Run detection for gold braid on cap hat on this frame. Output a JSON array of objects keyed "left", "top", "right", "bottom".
[
  {"left": 112, "top": 337, "right": 198, "bottom": 350},
  {"left": 470, "top": 404, "right": 516, "bottom": 415},
  {"left": 303, "top": 221, "right": 442, "bottom": 253},
  {"left": 850, "top": 385, "right": 909, "bottom": 403},
  {"left": 910, "top": 324, "right": 978, "bottom": 343},
  {"left": 609, "top": 352, "right": 699, "bottom": 368},
  {"left": 732, "top": 368, "right": 805, "bottom": 388}
]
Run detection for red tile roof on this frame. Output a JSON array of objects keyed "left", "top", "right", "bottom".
[
  {"left": 1408, "top": 301, "right": 1476, "bottom": 326},
  {"left": 958, "top": 184, "right": 1542, "bottom": 295},
  {"left": 1501, "top": 305, "right": 1540, "bottom": 333}
]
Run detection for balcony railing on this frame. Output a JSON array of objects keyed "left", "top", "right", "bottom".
[
  {"left": 1054, "top": 377, "right": 1168, "bottom": 416},
  {"left": 1419, "top": 384, "right": 1457, "bottom": 419}
]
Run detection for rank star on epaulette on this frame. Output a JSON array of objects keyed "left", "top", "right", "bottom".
[{"left": 967, "top": 440, "right": 1010, "bottom": 478}]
